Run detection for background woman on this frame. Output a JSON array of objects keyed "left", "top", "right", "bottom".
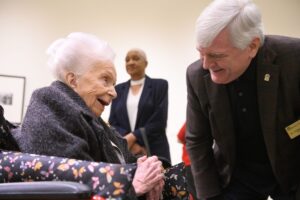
[{"left": 109, "top": 48, "right": 171, "bottom": 165}]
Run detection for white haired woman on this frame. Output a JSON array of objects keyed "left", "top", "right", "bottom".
[{"left": 14, "top": 32, "right": 164, "bottom": 199}]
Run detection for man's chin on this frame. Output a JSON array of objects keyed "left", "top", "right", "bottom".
[{"left": 211, "top": 77, "right": 230, "bottom": 84}]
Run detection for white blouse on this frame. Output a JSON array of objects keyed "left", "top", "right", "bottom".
[{"left": 127, "top": 77, "right": 145, "bottom": 131}]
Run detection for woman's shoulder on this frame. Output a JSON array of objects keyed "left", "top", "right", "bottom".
[
  {"left": 115, "top": 80, "right": 130, "bottom": 90},
  {"left": 146, "top": 76, "right": 168, "bottom": 86},
  {"left": 31, "top": 81, "right": 66, "bottom": 98},
  {"left": 29, "top": 81, "right": 89, "bottom": 116}
]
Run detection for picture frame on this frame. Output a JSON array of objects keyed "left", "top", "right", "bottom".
[{"left": 0, "top": 74, "right": 26, "bottom": 124}]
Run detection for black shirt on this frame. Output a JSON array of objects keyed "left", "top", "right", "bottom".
[{"left": 227, "top": 57, "right": 277, "bottom": 192}]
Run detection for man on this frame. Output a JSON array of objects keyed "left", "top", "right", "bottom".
[{"left": 186, "top": 0, "right": 300, "bottom": 199}]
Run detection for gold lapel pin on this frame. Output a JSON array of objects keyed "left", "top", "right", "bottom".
[{"left": 264, "top": 74, "right": 270, "bottom": 82}]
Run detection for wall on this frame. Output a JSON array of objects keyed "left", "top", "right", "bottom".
[{"left": 0, "top": 0, "right": 299, "bottom": 164}]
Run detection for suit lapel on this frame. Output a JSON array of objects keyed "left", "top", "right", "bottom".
[
  {"left": 204, "top": 74, "right": 236, "bottom": 165},
  {"left": 256, "top": 46, "right": 279, "bottom": 164},
  {"left": 136, "top": 76, "right": 151, "bottom": 126},
  {"left": 119, "top": 82, "right": 131, "bottom": 129}
]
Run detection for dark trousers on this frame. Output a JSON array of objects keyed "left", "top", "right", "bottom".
[
  {"left": 222, "top": 175, "right": 296, "bottom": 200},
  {"left": 186, "top": 165, "right": 198, "bottom": 200}
]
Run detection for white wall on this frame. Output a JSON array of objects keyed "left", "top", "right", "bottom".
[{"left": 0, "top": 0, "right": 299, "bottom": 164}]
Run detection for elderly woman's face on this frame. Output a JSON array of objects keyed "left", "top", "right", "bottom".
[
  {"left": 125, "top": 50, "right": 147, "bottom": 80},
  {"left": 73, "top": 61, "right": 117, "bottom": 117}
]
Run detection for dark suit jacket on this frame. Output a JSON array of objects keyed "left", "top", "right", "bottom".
[
  {"left": 186, "top": 35, "right": 300, "bottom": 198},
  {"left": 109, "top": 75, "right": 171, "bottom": 163}
]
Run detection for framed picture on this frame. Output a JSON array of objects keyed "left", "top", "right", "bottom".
[{"left": 0, "top": 74, "right": 26, "bottom": 124}]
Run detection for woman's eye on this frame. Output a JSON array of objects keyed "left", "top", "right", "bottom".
[{"left": 100, "top": 76, "right": 108, "bottom": 85}]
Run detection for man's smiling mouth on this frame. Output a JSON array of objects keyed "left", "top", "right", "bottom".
[{"left": 211, "top": 68, "right": 223, "bottom": 73}]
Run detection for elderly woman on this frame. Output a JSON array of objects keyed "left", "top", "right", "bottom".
[
  {"left": 109, "top": 48, "right": 171, "bottom": 165},
  {"left": 14, "top": 32, "right": 164, "bottom": 199}
]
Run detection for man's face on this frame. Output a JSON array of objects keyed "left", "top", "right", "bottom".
[
  {"left": 73, "top": 61, "right": 117, "bottom": 117},
  {"left": 198, "top": 29, "right": 256, "bottom": 84}
]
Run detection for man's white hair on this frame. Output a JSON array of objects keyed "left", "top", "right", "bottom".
[{"left": 195, "top": 0, "right": 264, "bottom": 50}]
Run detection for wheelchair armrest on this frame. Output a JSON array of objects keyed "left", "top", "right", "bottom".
[{"left": 0, "top": 181, "right": 92, "bottom": 200}]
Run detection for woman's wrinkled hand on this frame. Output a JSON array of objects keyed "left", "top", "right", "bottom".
[
  {"left": 145, "top": 178, "right": 164, "bottom": 200},
  {"left": 132, "top": 156, "right": 165, "bottom": 196}
]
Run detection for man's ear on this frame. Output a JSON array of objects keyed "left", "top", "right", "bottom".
[
  {"left": 65, "top": 72, "right": 77, "bottom": 89},
  {"left": 249, "top": 37, "right": 260, "bottom": 58}
]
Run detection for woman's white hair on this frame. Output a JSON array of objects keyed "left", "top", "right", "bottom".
[
  {"left": 195, "top": 0, "right": 264, "bottom": 50},
  {"left": 46, "top": 32, "right": 115, "bottom": 82}
]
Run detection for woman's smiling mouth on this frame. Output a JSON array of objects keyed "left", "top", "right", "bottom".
[{"left": 97, "top": 98, "right": 109, "bottom": 106}]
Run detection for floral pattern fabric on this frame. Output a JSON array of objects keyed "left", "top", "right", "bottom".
[
  {"left": 0, "top": 150, "right": 190, "bottom": 200},
  {"left": 0, "top": 151, "right": 136, "bottom": 199},
  {"left": 163, "top": 162, "right": 189, "bottom": 200}
]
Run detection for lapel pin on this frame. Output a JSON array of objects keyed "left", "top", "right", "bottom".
[{"left": 264, "top": 74, "right": 270, "bottom": 82}]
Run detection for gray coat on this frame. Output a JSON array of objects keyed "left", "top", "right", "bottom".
[{"left": 14, "top": 81, "right": 136, "bottom": 164}]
